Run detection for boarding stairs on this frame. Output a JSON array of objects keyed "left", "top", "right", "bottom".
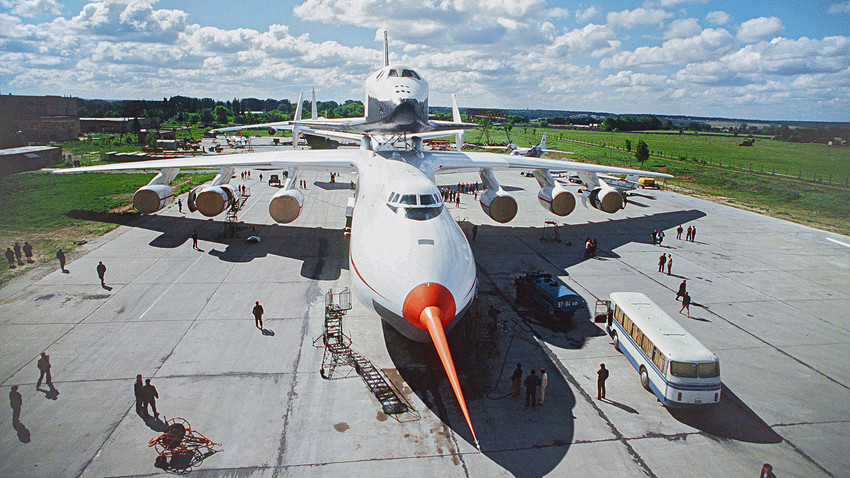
[
  {"left": 314, "top": 289, "right": 417, "bottom": 417},
  {"left": 223, "top": 187, "right": 251, "bottom": 237}
]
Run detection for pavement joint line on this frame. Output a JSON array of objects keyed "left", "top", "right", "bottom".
[
  {"left": 136, "top": 253, "right": 205, "bottom": 320},
  {"left": 476, "top": 262, "right": 658, "bottom": 478},
  {"left": 77, "top": 240, "right": 233, "bottom": 476},
  {"left": 771, "top": 419, "right": 850, "bottom": 427}
]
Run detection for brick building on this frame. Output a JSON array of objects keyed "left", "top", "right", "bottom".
[{"left": 0, "top": 95, "right": 80, "bottom": 147}]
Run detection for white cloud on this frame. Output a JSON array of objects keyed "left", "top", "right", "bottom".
[
  {"left": 8, "top": 0, "right": 61, "bottom": 17},
  {"left": 606, "top": 8, "right": 673, "bottom": 29},
  {"left": 601, "top": 28, "right": 734, "bottom": 69},
  {"left": 737, "top": 16, "right": 784, "bottom": 43},
  {"left": 664, "top": 18, "right": 701, "bottom": 39},
  {"left": 547, "top": 23, "right": 620, "bottom": 58},
  {"left": 655, "top": 0, "right": 708, "bottom": 6},
  {"left": 828, "top": 2, "right": 850, "bottom": 14},
  {"left": 575, "top": 6, "right": 598, "bottom": 23},
  {"left": 705, "top": 10, "right": 730, "bottom": 25}
]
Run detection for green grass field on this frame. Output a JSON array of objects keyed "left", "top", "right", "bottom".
[
  {"left": 471, "top": 126, "right": 850, "bottom": 235},
  {"left": 0, "top": 171, "right": 214, "bottom": 286}
]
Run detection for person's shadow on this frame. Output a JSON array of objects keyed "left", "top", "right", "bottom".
[
  {"left": 37, "top": 384, "right": 59, "bottom": 400},
  {"left": 14, "top": 422, "right": 31, "bottom": 443},
  {"left": 261, "top": 328, "right": 275, "bottom": 336},
  {"left": 599, "top": 398, "right": 639, "bottom": 414},
  {"left": 142, "top": 414, "right": 167, "bottom": 432}
]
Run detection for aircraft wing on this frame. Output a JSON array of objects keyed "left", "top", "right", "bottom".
[
  {"left": 541, "top": 148, "right": 575, "bottom": 155},
  {"left": 52, "top": 150, "right": 359, "bottom": 174},
  {"left": 208, "top": 121, "right": 293, "bottom": 134},
  {"left": 425, "top": 151, "right": 673, "bottom": 178}
]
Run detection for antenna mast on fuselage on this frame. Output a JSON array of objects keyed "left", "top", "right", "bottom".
[{"left": 383, "top": 30, "right": 389, "bottom": 67}]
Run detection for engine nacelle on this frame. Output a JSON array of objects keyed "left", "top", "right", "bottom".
[
  {"left": 133, "top": 184, "right": 174, "bottom": 213},
  {"left": 587, "top": 187, "right": 624, "bottom": 213},
  {"left": 537, "top": 186, "right": 576, "bottom": 216},
  {"left": 268, "top": 127, "right": 277, "bottom": 136},
  {"left": 479, "top": 189, "right": 517, "bottom": 223},
  {"left": 269, "top": 188, "right": 304, "bottom": 223},
  {"left": 195, "top": 184, "right": 240, "bottom": 217}
]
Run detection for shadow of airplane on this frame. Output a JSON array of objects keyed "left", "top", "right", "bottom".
[{"left": 66, "top": 210, "right": 346, "bottom": 281}]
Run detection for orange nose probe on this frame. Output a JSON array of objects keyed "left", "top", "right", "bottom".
[{"left": 404, "top": 283, "right": 480, "bottom": 450}]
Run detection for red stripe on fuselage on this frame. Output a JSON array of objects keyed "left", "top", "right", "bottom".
[{"left": 349, "top": 250, "right": 389, "bottom": 301}]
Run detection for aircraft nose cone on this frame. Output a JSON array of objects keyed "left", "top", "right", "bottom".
[{"left": 402, "top": 282, "right": 456, "bottom": 330}]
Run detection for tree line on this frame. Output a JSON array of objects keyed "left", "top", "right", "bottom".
[{"left": 76, "top": 96, "right": 365, "bottom": 126}]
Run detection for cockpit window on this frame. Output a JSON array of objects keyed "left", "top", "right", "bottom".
[
  {"left": 400, "top": 194, "right": 416, "bottom": 205},
  {"left": 420, "top": 194, "right": 437, "bottom": 205},
  {"left": 404, "top": 206, "right": 442, "bottom": 220},
  {"left": 387, "top": 69, "right": 399, "bottom": 77},
  {"left": 402, "top": 69, "right": 420, "bottom": 80}
]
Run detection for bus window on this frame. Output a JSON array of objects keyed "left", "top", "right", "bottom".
[
  {"left": 632, "top": 327, "right": 642, "bottom": 344},
  {"left": 698, "top": 362, "right": 720, "bottom": 378},
  {"left": 641, "top": 335, "right": 654, "bottom": 356},
  {"left": 670, "top": 361, "right": 698, "bottom": 378},
  {"left": 652, "top": 347, "right": 666, "bottom": 372}
]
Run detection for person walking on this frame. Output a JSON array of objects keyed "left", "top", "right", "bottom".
[
  {"left": 651, "top": 230, "right": 657, "bottom": 245},
  {"left": 667, "top": 255, "right": 673, "bottom": 275},
  {"left": 760, "top": 463, "right": 776, "bottom": 478},
  {"left": 511, "top": 363, "right": 523, "bottom": 397},
  {"left": 22, "top": 241, "right": 33, "bottom": 263},
  {"left": 191, "top": 230, "right": 199, "bottom": 250},
  {"left": 134, "top": 374, "right": 145, "bottom": 416},
  {"left": 679, "top": 291, "right": 691, "bottom": 318},
  {"left": 36, "top": 352, "right": 52, "bottom": 389},
  {"left": 141, "top": 379, "right": 159, "bottom": 418},
  {"left": 676, "top": 225, "right": 683, "bottom": 240},
  {"left": 524, "top": 369, "right": 541, "bottom": 408},
  {"left": 686, "top": 225, "right": 693, "bottom": 241},
  {"left": 9, "top": 385, "right": 22, "bottom": 426},
  {"left": 538, "top": 368, "right": 548, "bottom": 406},
  {"left": 5, "top": 247, "right": 15, "bottom": 269},
  {"left": 658, "top": 253, "right": 667, "bottom": 272},
  {"left": 597, "top": 363, "right": 609, "bottom": 400},
  {"left": 253, "top": 301, "right": 264, "bottom": 329},
  {"left": 657, "top": 230, "right": 665, "bottom": 245},
  {"left": 56, "top": 248, "right": 66, "bottom": 272},
  {"left": 676, "top": 280, "right": 687, "bottom": 301},
  {"left": 14, "top": 242, "right": 23, "bottom": 265},
  {"left": 96, "top": 261, "right": 107, "bottom": 287},
  {"left": 690, "top": 226, "right": 697, "bottom": 242},
  {"left": 177, "top": 199, "right": 183, "bottom": 213}
]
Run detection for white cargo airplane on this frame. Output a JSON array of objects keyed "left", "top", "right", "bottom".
[
  {"left": 55, "top": 34, "right": 671, "bottom": 450},
  {"left": 507, "top": 133, "right": 574, "bottom": 157}
]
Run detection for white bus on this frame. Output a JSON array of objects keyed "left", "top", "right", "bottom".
[{"left": 603, "top": 292, "right": 721, "bottom": 407}]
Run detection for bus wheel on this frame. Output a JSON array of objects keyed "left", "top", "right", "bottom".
[
  {"left": 639, "top": 366, "right": 651, "bottom": 391},
  {"left": 612, "top": 332, "right": 621, "bottom": 353}
]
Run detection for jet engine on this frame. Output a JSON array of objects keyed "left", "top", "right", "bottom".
[
  {"left": 479, "top": 189, "right": 517, "bottom": 223},
  {"left": 268, "top": 188, "right": 304, "bottom": 223},
  {"left": 537, "top": 186, "right": 576, "bottom": 216},
  {"left": 195, "top": 184, "right": 241, "bottom": 217},
  {"left": 133, "top": 184, "right": 174, "bottom": 213},
  {"left": 267, "top": 127, "right": 277, "bottom": 136},
  {"left": 586, "top": 186, "right": 624, "bottom": 213}
]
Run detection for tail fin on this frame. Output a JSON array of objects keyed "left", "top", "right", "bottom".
[
  {"left": 311, "top": 88, "right": 318, "bottom": 120},
  {"left": 452, "top": 94, "right": 464, "bottom": 153},
  {"left": 383, "top": 31, "right": 389, "bottom": 67},
  {"left": 293, "top": 90, "right": 304, "bottom": 149},
  {"left": 540, "top": 132, "right": 546, "bottom": 150}
]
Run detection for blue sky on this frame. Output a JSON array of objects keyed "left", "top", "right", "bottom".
[{"left": 1, "top": 0, "right": 849, "bottom": 121}]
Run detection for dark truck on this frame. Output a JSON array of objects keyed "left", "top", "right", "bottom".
[{"left": 515, "top": 271, "right": 585, "bottom": 329}]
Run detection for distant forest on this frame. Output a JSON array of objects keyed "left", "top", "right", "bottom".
[{"left": 76, "top": 96, "right": 848, "bottom": 144}]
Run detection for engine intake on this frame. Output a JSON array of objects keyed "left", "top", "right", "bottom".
[
  {"left": 538, "top": 186, "right": 576, "bottom": 216},
  {"left": 195, "top": 184, "right": 240, "bottom": 217},
  {"left": 269, "top": 189, "right": 304, "bottom": 223},
  {"left": 479, "top": 189, "right": 517, "bottom": 223},
  {"left": 133, "top": 184, "right": 174, "bottom": 213},
  {"left": 587, "top": 187, "right": 624, "bottom": 213}
]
